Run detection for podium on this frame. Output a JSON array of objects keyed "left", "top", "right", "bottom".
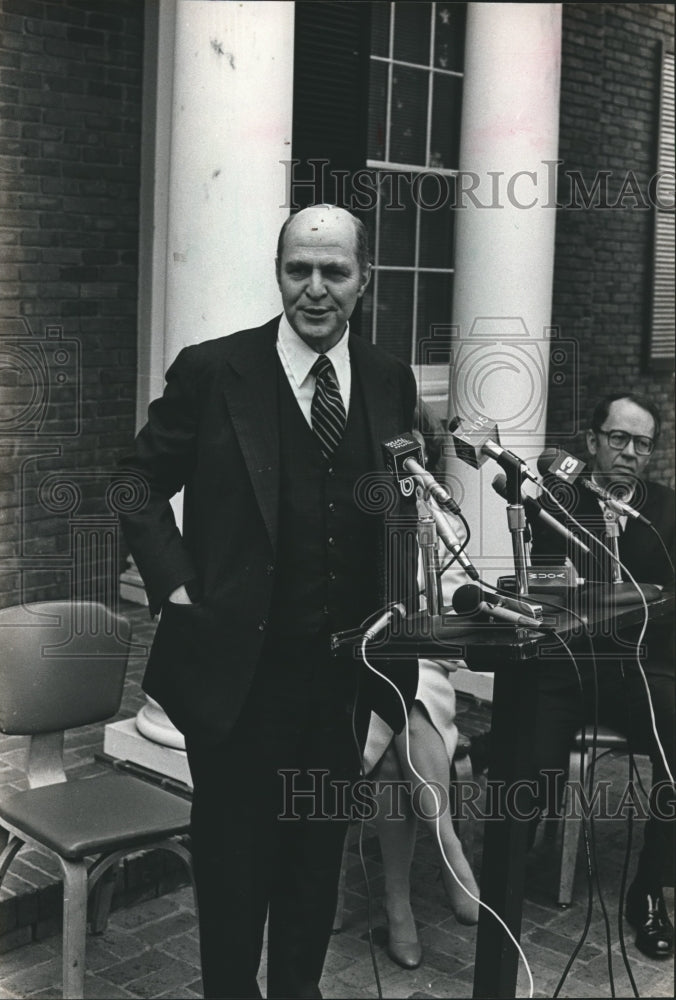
[{"left": 332, "top": 587, "right": 673, "bottom": 999}]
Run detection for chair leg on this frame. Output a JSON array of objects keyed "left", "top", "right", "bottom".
[
  {"left": 0, "top": 834, "right": 24, "bottom": 884},
  {"left": 558, "top": 748, "right": 585, "bottom": 907},
  {"left": 59, "top": 858, "right": 88, "bottom": 1000},
  {"left": 88, "top": 862, "right": 119, "bottom": 935},
  {"left": 158, "top": 840, "right": 199, "bottom": 920}
]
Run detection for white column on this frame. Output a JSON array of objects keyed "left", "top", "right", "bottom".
[
  {"left": 139, "top": 0, "right": 295, "bottom": 417},
  {"left": 447, "top": 2, "right": 562, "bottom": 585},
  {"left": 109, "top": 1, "right": 295, "bottom": 766}
]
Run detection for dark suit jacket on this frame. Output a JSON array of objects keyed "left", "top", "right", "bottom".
[
  {"left": 119, "top": 317, "right": 419, "bottom": 744},
  {"left": 531, "top": 476, "right": 675, "bottom": 586},
  {"left": 530, "top": 475, "right": 675, "bottom": 673}
]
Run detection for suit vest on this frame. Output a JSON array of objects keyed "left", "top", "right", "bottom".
[{"left": 268, "top": 358, "right": 379, "bottom": 637}]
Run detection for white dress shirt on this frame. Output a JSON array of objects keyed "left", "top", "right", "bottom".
[{"left": 276, "top": 314, "right": 351, "bottom": 427}]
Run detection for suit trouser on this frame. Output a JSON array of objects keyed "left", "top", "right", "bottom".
[
  {"left": 185, "top": 630, "right": 362, "bottom": 999},
  {"left": 533, "top": 656, "right": 675, "bottom": 889}
]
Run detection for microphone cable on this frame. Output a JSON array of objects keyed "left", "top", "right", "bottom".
[
  {"left": 483, "top": 584, "right": 635, "bottom": 997},
  {"left": 548, "top": 627, "right": 621, "bottom": 998},
  {"left": 538, "top": 485, "right": 674, "bottom": 994},
  {"left": 347, "top": 605, "right": 401, "bottom": 1000},
  {"left": 647, "top": 520, "right": 675, "bottom": 577},
  {"left": 539, "top": 482, "right": 674, "bottom": 787},
  {"left": 359, "top": 632, "right": 536, "bottom": 999},
  {"left": 346, "top": 594, "right": 438, "bottom": 1000},
  {"left": 615, "top": 667, "right": 641, "bottom": 999},
  {"left": 508, "top": 590, "right": 614, "bottom": 999},
  {"left": 428, "top": 499, "right": 475, "bottom": 578}
]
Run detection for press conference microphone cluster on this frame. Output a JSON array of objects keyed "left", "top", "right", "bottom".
[
  {"left": 538, "top": 449, "right": 650, "bottom": 525},
  {"left": 449, "top": 415, "right": 538, "bottom": 483},
  {"left": 381, "top": 433, "right": 461, "bottom": 514},
  {"left": 491, "top": 472, "right": 592, "bottom": 556},
  {"left": 452, "top": 584, "right": 551, "bottom": 629}
]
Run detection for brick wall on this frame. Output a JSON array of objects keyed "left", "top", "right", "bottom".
[
  {"left": 549, "top": 3, "right": 675, "bottom": 487},
  {"left": 0, "top": 0, "right": 143, "bottom": 608}
]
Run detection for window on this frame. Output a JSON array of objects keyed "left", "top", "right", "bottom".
[
  {"left": 289, "top": 0, "right": 466, "bottom": 375},
  {"left": 362, "top": 2, "right": 466, "bottom": 367}
]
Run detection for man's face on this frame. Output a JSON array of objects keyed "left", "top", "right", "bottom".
[
  {"left": 276, "top": 207, "right": 371, "bottom": 352},
  {"left": 586, "top": 398, "right": 656, "bottom": 489}
]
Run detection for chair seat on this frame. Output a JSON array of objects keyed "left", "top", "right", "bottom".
[{"left": 0, "top": 774, "right": 191, "bottom": 860}]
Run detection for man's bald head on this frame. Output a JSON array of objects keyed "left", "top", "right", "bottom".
[
  {"left": 276, "top": 205, "right": 370, "bottom": 283},
  {"left": 274, "top": 204, "right": 372, "bottom": 352}
]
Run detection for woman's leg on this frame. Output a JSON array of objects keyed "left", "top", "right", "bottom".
[
  {"left": 393, "top": 705, "right": 480, "bottom": 924},
  {"left": 371, "top": 743, "right": 420, "bottom": 949}
]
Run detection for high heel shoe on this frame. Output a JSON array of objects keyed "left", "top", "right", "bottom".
[
  {"left": 441, "top": 856, "right": 480, "bottom": 925},
  {"left": 385, "top": 911, "right": 423, "bottom": 969},
  {"left": 387, "top": 935, "right": 423, "bottom": 970}
]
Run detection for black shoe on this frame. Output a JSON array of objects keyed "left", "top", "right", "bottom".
[{"left": 625, "top": 884, "right": 674, "bottom": 960}]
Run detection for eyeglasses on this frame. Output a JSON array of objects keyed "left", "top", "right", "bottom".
[{"left": 596, "top": 429, "right": 655, "bottom": 456}]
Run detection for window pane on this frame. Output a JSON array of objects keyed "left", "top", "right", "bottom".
[
  {"left": 418, "top": 181, "right": 455, "bottom": 269},
  {"left": 371, "top": 1, "right": 390, "bottom": 57},
  {"left": 378, "top": 172, "right": 416, "bottom": 267},
  {"left": 416, "top": 272, "right": 453, "bottom": 364},
  {"left": 393, "top": 2, "right": 431, "bottom": 66},
  {"left": 363, "top": 201, "right": 377, "bottom": 266},
  {"left": 434, "top": 3, "right": 466, "bottom": 72},
  {"left": 373, "top": 270, "right": 414, "bottom": 362},
  {"left": 368, "top": 59, "right": 387, "bottom": 161},
  {"left": 430, "top": 73, "right": 462, "bottom": 170},
  {"left": 390, "top": 66, "right": 428, "bottom": 165}
]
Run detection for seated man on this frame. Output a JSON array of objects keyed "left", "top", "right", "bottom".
[{"left": 530, "top": 392, "right": 674, "bottom": 960}]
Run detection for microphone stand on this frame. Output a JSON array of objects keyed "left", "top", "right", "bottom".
[
  {"left": 416, "top": 488, "right": 442, "bottom": 617},
  {"left": 602, "top": 506, "right": 624, "bottom": 584},
  {"left": 502, "top": 458, "right": 531, "bottom": 597}
]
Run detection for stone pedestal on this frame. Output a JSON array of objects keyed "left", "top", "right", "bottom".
[
  {"left": 119, "top": 556, "right": 148, "bottom": 606},
  {"left": 104, "top": 716, "right": 192, "bottom": 788},
  {"left": 104, "top": 697, "right": 191, "bottom": 788}
]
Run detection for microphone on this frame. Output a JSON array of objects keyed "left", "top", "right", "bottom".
[
  {"left": 363, "top": 602, "right": 407, "bottom": 642},
  {"left": 537, "top": 449, "right": 650, "bottom": 525},
  {"left": 492, "top": 472, "right": 592, "bottom": 556},
  {"left": 381, "top": 433, "right": 461, "bottom": 514},
  {"left": 427, "top": 501, "right": 480, "bottom": 581},
  {"left": 452, "top": 584, "right": 550, "bottom": 629},
  {"left": 453, "top": 582, "right": 543, "bottom": 619},
  {"left": 449, "top": 414, "right": 538, "bottom": 482}
]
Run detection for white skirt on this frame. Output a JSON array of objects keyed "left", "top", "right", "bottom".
[{"left": 362, "top": 657, "right": 460, "bottom": 774}]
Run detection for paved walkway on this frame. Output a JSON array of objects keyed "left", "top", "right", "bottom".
[
  {"left": 0, "top": 821, "right": 673, "bottom": 999},
  {"left": 0, "top": 602, "right": 673, "bottom": 998}
]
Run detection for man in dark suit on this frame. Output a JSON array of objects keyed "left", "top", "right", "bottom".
[
  {"left": 118, "top": 205, "right": 419, "bottom": 998},
  {"left": 531, "top": 392, "right": 674, "bottom": 960}
]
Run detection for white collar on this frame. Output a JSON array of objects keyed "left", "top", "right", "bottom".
[{"left": 277, "top": 314, "right": 350, "bottom": 392}]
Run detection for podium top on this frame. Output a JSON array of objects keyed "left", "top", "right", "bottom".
[{"left": 331, "top": 587, "right": 674, "bottom": 671}]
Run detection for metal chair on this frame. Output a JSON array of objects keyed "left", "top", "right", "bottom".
[
  {"left": 0, "top": 600, "right": 194, "bottom": 999},
  {"left": 557, "top": 725, "right": 631, "bottom": 906}
]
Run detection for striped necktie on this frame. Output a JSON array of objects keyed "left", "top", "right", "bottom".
[{"left": 310, "top": 354, "right": 347, "bottom": 461}]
